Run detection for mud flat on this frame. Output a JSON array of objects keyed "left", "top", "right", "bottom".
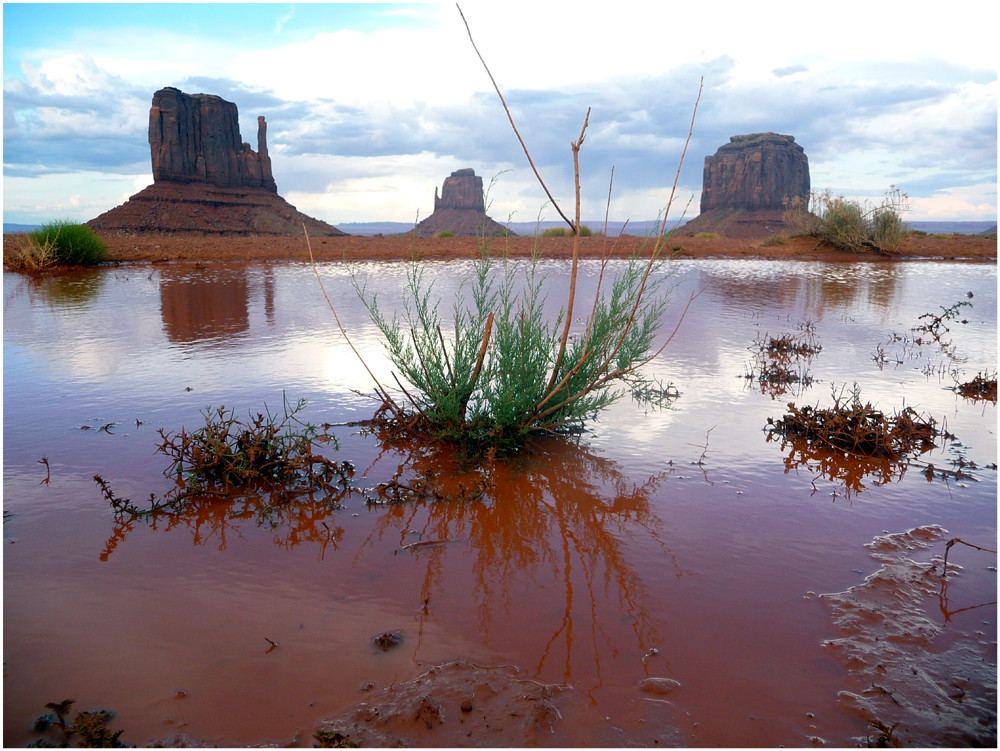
[{"left": 5, "top": 231, "right": 994, "bottom": 265}]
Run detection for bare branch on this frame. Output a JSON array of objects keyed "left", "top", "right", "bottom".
[{"left": 456, "top": 3, "right": 574, "bottom": 230}]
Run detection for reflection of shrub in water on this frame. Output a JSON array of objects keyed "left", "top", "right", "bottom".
[{"left": 358, "top": 437, "right": 681, "bottom": 686}]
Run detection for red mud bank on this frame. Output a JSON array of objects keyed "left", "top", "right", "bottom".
[{"left": 13, "top": 231, "right": 993, "bottom": 264}]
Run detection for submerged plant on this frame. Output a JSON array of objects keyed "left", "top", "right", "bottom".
[
  {"left": 954, "top": 370, "right": 997, "bottom": 402},
  {"left": 156, "top": 396, "right": 348, "bottom": 496},
  {"left": 745, "top": 330, "right": 821, "bottom": 398},
  {"left": 30, "top": 699, "right": 127, "bottom": 748},
  {"left": 307, "top": 5, "right": 700, "bottom": 455}
]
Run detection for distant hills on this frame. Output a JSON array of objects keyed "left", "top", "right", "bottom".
[{"left": 5, "top": 220, "right": 996, "bottom": 237}]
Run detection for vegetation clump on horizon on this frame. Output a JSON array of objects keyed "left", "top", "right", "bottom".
[
  {"left": 29, "top": 220, "right": 108, "bottom": 266},
  {"left": 782, "top": 186, "right": 909, "bottom": 255},
  {"left": 305, "top": 5, "right": 700, "bottom": 457}
]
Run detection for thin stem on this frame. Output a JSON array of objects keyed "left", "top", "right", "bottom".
[
  {"left": 545, "top": 109, "right": 590, "bottom": 395},
  {"left": 456, "top": 3, "right": 574, "bottom": 231},
  {"left": 304, "top": 226, "right": 403, "bottom": 421}
]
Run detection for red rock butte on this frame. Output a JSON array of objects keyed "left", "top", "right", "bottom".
[
  {"left": 412, "top": 168, "right": 515, "bottom": 237},
  {"left": 682, "top": 132, "right": 810, "bottom": 239},
  {"left": 89, "top": 87, "right": 344, "bottom": 236}
]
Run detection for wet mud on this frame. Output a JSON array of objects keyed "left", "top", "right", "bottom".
[{"left": 821, "top": 525, "right": 997, "bottom": 746}]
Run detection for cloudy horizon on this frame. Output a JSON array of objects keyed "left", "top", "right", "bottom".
[{"left": 3, "top": 1, "right": 997, "bottom": 227}]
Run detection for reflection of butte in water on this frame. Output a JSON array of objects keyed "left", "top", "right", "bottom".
[{"left": 159, "top": 268, "right": 275, "bottom": 343}]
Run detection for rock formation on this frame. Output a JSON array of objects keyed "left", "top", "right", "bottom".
[
  {"left": 682, "top": 133, "right": 810, "bottom": 239},
  {"left": 412, "top": 169, "right": 514, "bottom": 237},
  {"left": 89, "top": 87, "right": 342, "bottom": 236},
  {"left": 149, "top": 87, "right": 276, "bottom": 191}
]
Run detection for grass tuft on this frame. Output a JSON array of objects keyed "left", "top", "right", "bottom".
[{"left": 24, "top": 220, "right": 108, "bottom": 266}]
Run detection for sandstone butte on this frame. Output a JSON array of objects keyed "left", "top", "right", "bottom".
[
  {"left": 682, "top": 132, "right": 811, "bottom": 240},
  {"left": 17, "top": 86, "right": 992, "bottom": 264},
  {"left": 88, "top": 87, "right": 344, "bottom": 237},
  {"left": 412, "top": 168, "right": 514, "bottom": 237}
]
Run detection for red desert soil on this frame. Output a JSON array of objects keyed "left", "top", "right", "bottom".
[{"left": 6, "top": 232, "right": 992, "bottom": 264}]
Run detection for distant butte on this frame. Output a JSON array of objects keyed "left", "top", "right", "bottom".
[
  {"left": 89, "top": 87, "right": 343, "bottom": 236},
  {"left": 412, "top": 169, "right": 515, "bottom": 237},
  {"left": 682, "top": 132, "right": 810, "bottom": 239}
]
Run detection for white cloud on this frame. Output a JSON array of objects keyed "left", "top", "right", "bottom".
[
  {"left": 3, "top": 2, "right": 996, "bottom": 224},
  {"left": 909, "top": 183, "right": 998, "bottom": 221}
]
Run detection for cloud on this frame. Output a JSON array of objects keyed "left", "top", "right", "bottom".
[
  {"left": 773, "top": 65, "right": 808, "bottom": 78},
  {"left": 2, "top": 2, "right": 995, "bottom": 223}
]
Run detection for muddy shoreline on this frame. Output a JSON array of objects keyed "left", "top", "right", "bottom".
[{"left": 6, "top": 231, "right": 994, "bottom": 265}]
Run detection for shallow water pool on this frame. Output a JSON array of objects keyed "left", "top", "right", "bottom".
[{"left": 3, "top": 258, "right": 996, "bottom": 746}]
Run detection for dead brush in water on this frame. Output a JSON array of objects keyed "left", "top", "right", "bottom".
[
  {"left": 745, "top": 330, "right": 821, "bottom": 397},
  {"left": 766, "top": 384, "right": 939, "bottom": 460},
  {"left": 95, "top": 396, "right": 355, "bottom": 518},
  {"left": 954, "top": 370, "right": 997, "bottom": 402},
  {"left": 156, "top": 396, "right": 350, "bottom": 496}
]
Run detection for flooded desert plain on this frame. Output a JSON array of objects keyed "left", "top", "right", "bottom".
[{"left": 3, "top": 256, "right": 996, "bottom": 747}]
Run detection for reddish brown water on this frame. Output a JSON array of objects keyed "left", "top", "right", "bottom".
[{"left": 3, "top": 259, "right": 996, "bottom": 746}]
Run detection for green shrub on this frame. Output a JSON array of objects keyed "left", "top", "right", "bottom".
[
  {"left": 28, "top": 220, "right": 107, "bottom": 265},
  {"left": 354, "top": 245, "right": 676, "bottom": 453},
  {"left": 541, "top": 225, "right": 592, "bottom": 238},
  {"left": 436, "top": 230, "right": 455, "bottom": 238},
  {"left": 306, "top": 8, "right": 701, "bottom": 456},
  {"left": 812, "top": 187, "right": 909, "bottom": 255}
]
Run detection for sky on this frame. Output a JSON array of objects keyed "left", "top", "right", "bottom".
[{"left": 2, "top": 1, "right": 997, "bottom": 227}]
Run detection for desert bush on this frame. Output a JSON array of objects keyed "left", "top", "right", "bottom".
[
  {"left": 28, "top": 220, "right": 108, "bottom": 265},
  {"left": 95, "top": 396, "right": 353, "bottom": 518},
  {"left": 307, "top": 6, "right": 700, "bottom": 456},
  {"left": 781, "top": 194, "right": 822, "bottom": 237},
  {"left": 541, "top": 224, "right": 593, "bottom": 237},
  {"left": 811, "top": 186, "right": 909, "bottom": 254},
  {"left": 2, "top": 233, "right": 57, "bottom": 272},
  {"left": 436, "top": 230, "right": 455, "bottom": 238},
  {"left": 693, "top": 232, "right": 722, "bottom": 239}
]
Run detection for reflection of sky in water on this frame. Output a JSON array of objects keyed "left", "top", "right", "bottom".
[{"left": 4, "top": 259, "right": 996, "bottom": 481}]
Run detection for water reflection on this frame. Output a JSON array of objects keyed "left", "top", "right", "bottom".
[
  {"left": 359, "top": 437, "right": 682, "bottom": 688},
  {"left": 4, "top": 267, "right": 107, "bottom": 310},
  {"left": 698, "top": 262, "right": 904, "bottom": 319},
  {"left": 159, "top": 268, "right": 251, "bottom": 343},
  {"left": 99, "top": 433, "right": 683, "bottom": 691},
  {"left": 101, "top": 490, "right": 349, "bottom": 562}
]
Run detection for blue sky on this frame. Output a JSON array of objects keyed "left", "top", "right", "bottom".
[{"left": 3, "top": 1, "right": 997, "bottom": 226}]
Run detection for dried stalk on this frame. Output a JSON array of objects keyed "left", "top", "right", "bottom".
[{"left": 303, "top": 225, "right": 404, "bottom": 421}]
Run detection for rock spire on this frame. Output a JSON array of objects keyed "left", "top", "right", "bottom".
[
  {"left": 89, "top": 87, "right": 342, "bottom": 236},
  {"left": 413, "top": 168, "right": 513, "bottom": 237},
  {"left": 148, "top": 86, "right": 277, "bottom": 191}
]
